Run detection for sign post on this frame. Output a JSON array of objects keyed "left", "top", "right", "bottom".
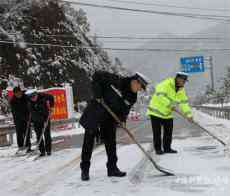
[{"left": 208, "top": 56, "right": 215, "bottom": 91}]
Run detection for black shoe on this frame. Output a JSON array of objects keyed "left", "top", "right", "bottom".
[
  {"left": 156, "top": 150, "right": 164, "bottom": 155},
  {"left": 108, "top": 168, "right": 126, "bottom": 177},
  {"left": 47, "top": 152, "right": 52, "bottom": 156},
  {"left": 81, "top": 170, "right": 90, "bottom": 181},
  {"left": 164, "top": 149, "right": 178, "bottom": 154},
  {"left": 39, "top": 153, "right": 46, "bottom": 157},
  {"left": 16, "top": 147, "right": 24, "bottom": 154},
  {"left": 26, "top": 148, "right": 33, "bottom": 153}
]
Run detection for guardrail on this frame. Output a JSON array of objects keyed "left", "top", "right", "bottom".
[
  {"left": 0, "top": 117, "right": 78, "bottom": 147},
  {"left": 0, "top": 117, "right": 13, "bottom": 125},
  {"left": 193, "top": 105, "right": 230, "bottom": 120}
]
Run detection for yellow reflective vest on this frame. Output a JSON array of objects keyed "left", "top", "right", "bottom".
[{"left": 147, "top": 77, "right": 192, "bottom": 119}]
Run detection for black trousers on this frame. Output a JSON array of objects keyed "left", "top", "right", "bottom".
[
  {"left": 150, "top": 115, "right": 173, "bottom": 151},
  {"left": 33, "top": 120, "right": 52, "bottom": 154},
  {"left": 80, "top": 118, "right": 117, "bottom": 171},
  {"left": 15, "top": 120, "right": 31, "bottom": 149}
]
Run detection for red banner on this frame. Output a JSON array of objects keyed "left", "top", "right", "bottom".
[
  {"left": 8, "top": 88, "right": 69, "bottom": 120},
  {"left": 44, "top": 89, "right": 68, "bottom": 120}
]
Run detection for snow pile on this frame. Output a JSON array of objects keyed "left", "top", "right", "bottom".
[
  {"left": 0, "top": 147, "right": 82, "bottom": 195},
  {"left": 193, "top": 109, "right": 230, "bottom": 156},
  {"left": 0, "top": 114, "right": 6, "bottom": 119},
  {"left": 203, "top": 103, "right": 230, "bottom": 108}
]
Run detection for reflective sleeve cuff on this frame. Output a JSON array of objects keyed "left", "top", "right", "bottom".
[{"left": 184, "top": 111, "right": 193, "bottom": 118}]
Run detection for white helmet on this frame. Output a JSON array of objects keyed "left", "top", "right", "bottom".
[
  {"left": 25, "top": 89, "right": 38, "bottom": 96},
  {"left": 176, "top": 72, "right": 189, "bottom": 81}
]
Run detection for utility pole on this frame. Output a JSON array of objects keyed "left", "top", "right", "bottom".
[
  {"left": 205, "top": 56, "right": 215, "bottom": 91},
  {"left": 209, "top": 56, "right": 215, "bottom": 91}
]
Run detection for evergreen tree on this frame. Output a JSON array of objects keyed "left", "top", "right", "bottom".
[{"left": 0, "top": 0, "right": 128, "bottom": 101}]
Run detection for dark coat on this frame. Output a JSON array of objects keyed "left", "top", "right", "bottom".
[
  {"left": 28, "top": 93, "right": 54, "bottom": 123},
  {"left": 79, "top": 71, "right": 137, "bottom": 130},
  {"left": 10, "top": 92, "right": 30, "bottom": 123}
]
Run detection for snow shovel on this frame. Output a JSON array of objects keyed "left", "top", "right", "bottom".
[
  {"left": 174, "top": 109, "right": 226, "bottom": 146},
  {"left": 15, "top": 114, "right": 32, "bottom": 156},
  {"left": 28, "top": 113, "right": 51, "bottom": 157},
  {"left": 97, "top": 99, "right": 174, "bottom": 176}
]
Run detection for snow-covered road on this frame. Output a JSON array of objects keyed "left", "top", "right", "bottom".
[{"left": 1, "top": 110, "right": 230, "bottom": 196}]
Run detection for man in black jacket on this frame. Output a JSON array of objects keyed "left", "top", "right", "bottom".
[
  {"left": 79, "top": 71, "right": 148, "bottom": 181},
  {"left": 27, "top": 90, "right": 54, "bottom": 157},
  {"left": 10, "top": 87, "right": 31, "bottom": 152}
]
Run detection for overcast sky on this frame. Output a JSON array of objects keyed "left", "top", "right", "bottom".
[
  {"left": 69, "top": 0, "right": 230, "bottom": 47},
  {"left": 67, "top": 0, "right": 230, "bottom": 65},
  {"left": 68, "top": 0, "right": 230, "bottom": 95}
]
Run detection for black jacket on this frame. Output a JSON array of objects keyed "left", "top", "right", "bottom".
[
  {"left": 80, "top": 71, "right": 137, "bottom": 130},
  {"left": 10, "top": 92, "right": 30, "bottom": 123},
  {"left": 28, "top": 93, "right": 54, "bottom": 123}
]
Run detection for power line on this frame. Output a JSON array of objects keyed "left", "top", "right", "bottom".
[
  {"left": 46, "top": 34, "right": 229, "bottom": 40},
  {"left": 100, "top": 0, "right": 230, "bottom": 13},
  {"left": 91, "top": 35, "right": 229, "bottom": 40},
  {"left": 60, "top": 1, "right": 230, "bottom": 22},
  {"left": 1, "top": 40, "right": 230, "bottom": 52},
  {"left": 6, "top": 32, "right": 230, "bottom": 41},
  {"left": 96, "top": 40, "right": 225, "bottom": 43},
  {"left": 12, "top": 30, "right": 230, "bottom": 37}
]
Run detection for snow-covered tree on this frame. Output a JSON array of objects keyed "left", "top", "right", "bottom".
[{"left": 0, "top": 0, "right": 128, "bottom": 101}]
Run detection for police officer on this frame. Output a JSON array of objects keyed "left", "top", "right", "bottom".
[
  {"left": 10, "top": 86, "right": 31, "bottom": 152},
  {"left": 79, "top": 71, "right": 148, "bottom": 181},
  {"left": 26, "top": 90, "right": 54, "bottom": 157},
  {"left": 147, "top": 72, "right": 193, "bottom": 155}
]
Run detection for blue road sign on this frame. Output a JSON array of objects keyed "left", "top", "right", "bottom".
[{"left": 180, "top": 56, "right": 205, "bottom": 73}]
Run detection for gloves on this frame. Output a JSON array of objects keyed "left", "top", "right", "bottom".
[
  {"left": 187, "top": 117, "right": 194, "bottom": 123},
  {"left": 121, "top": 122, "right": 126, "bottom": 128},
  {"left": 96, "top": 98, "right": 104, "bottom": 104},
  {"left": 118, "top": 121, "right": 126, "bottom": 128}
]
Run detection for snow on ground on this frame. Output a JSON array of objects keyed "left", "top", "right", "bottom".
[
  {"left": 0, "top": 147, "right": 82, "bottom": 196},
  {"left": 1, "top": 136, "right": 230, "bottom": 196},
  {"left": 0, "top": 114, "right": 7, "bottom": 119},
  {"left": 193, "top": 109, "right": 230, "bottom": 146},
  {"left": 1, "top": 110, "right": 230, "bottom": 195},
  {"left": 38, "top": 137, "right": 230, "bottom": 196},
  {"left": 136, "top": 137, "right": 230, "bottom": 196},
  {"left": 0, "top": 143, "right": 150, "bottom": 196}
]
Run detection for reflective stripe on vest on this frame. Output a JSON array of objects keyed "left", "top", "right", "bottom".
[
  {"left": 110, "top": 85, "right": 131, "bottom": 106},
  {"left": 156, "top": 92, "right": 189, "bottom": 106},
  {"left": 177, "top": 100, "right": 189, "bottom": 104},
  {"left": 184, "top": 111, "right": 192, "bottom": 116},
  {"left": 148, "top": 106, "right": 171, "bottom": 117}
]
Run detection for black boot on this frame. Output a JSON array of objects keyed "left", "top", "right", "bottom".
[
  {"left": 81, "top": 170, "right": 90, "bottom": 181},
  {"left": 26, "top": 148, "right": 33, "bottom": 153},
  {"left": 80, "top": 162, "right": 90, "bottom": 181},
  {"left": 39, "top": 152, "right": 46, "bottom": 157},
  {"left": 107, "top": 166, "right": 126, "bottom": 177},
  {"left": 155, "top": 149, "right": 164, "bottom": 155},
  {"left": 164, "top": 148, "right": 178, "bottom": 154}
]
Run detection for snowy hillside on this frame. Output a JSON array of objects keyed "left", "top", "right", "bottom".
[{"left": 0, "top": 0, "right": 128, "bottom": 101}]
